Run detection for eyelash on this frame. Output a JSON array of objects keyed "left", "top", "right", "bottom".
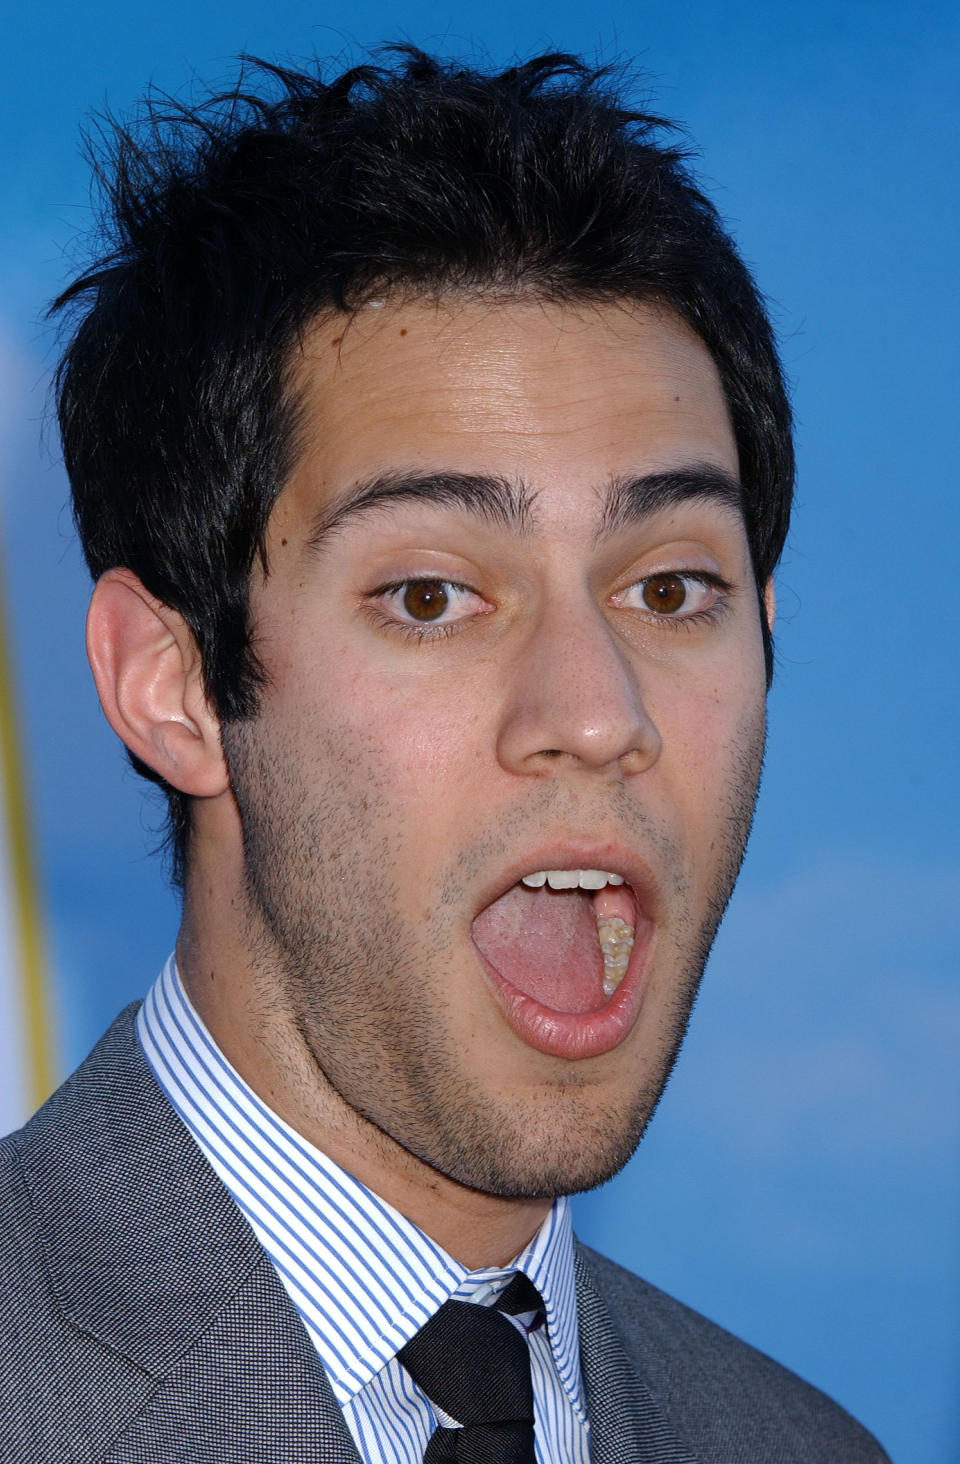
[
  {"left": 364, "top": 571, "right": 734, "bottom": 641},
  {"left": 363, "top": 579, "right": 482, "bottom": 641},
  {"left": 613, "top": 571, "right": 734, "bottom": 631}
]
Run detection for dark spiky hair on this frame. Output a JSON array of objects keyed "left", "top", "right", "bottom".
[{"left": 52, "top": 46, "right": 793, "bottom": 884}]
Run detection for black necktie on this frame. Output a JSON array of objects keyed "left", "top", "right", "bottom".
[{"left": 398, "top": 1272, "right": 543, "bottom": 1463}]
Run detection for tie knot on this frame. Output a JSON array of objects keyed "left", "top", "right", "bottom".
[{"left": 398, "top": 1277, "right": 543, "bottom": 1462}]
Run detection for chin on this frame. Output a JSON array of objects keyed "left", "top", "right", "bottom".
[{"left": 400, "top": 1070, "right": 672, "bottom": 1203}]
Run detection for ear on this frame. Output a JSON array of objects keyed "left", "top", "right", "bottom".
[
  {"left": 762, "top": 576, "right": 776, "bottom": 634},
  {"left": 85, "top": 568, "right": 230, "bottom": 798}
]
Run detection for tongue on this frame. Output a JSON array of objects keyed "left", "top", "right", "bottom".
[{"left": 472, "top": 884, "right": 605, "bottom": 1013}]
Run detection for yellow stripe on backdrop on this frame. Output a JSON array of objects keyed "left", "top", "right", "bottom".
[{"left": 0, "top": 548, "right": 53, "bottom": 1125}]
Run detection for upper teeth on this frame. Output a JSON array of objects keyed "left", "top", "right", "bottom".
[{"left": 521, "top": 869, "right": 625, "bottom": 890}]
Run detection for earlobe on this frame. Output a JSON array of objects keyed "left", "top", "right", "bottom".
[{"left": 85, "top": 568, "right": 230, "bottom": 797}]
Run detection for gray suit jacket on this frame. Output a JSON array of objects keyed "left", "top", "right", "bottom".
[{"left": 1, "top": 1008, "right": 890, "bottom": 1463}]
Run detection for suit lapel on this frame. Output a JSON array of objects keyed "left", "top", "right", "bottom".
[
  {"left": 107, "top": 1263, "right": 362, "bottom": 1463},
  {"left": 21, "top": 1006, "right": 361, "bottom": 1463},
  {"left": 575, "top": 1246, "right": 699, "bottom": 1464}
]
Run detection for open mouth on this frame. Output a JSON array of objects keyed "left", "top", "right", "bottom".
[{"left": 471, "top": 868, "right": 645, "bottom": 1016}]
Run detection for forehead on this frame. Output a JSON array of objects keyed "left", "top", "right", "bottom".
[{"left": 281, "top": 297, "right": 739, "bottom": 530}]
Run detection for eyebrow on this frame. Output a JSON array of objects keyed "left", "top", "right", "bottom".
[
  {"left": 306, "top": 471, "right": 535, "bottom": 551},
  {"left": 594, "top": 465, "right": 744, "bottom": 543},
  {"left": 304, "top": 462, "right": 743, "bottom": 552}
]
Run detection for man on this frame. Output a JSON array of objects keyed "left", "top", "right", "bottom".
[{"left": 1, "top": 48, "right": 890, "bottom": 1463}]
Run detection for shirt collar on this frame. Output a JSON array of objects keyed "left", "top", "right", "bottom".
[{"left": 137, "top": 956, "right": 584, "bottom": 1412}]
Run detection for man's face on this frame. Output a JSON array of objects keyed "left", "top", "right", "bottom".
[{"left": 225, "top": 297, "right": 770, "bottom": 1199}]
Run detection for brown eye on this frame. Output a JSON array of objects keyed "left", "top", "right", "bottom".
[
  {"left": 402, "top": 581, "right": 449, "bottom": 621},
  {"left": 642, "top": 573, "right": 687, "bottom": 613}
]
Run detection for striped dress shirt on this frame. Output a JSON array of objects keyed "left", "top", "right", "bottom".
[{"left": 137, "top": 956, "right": 591, "bottom": 1464}]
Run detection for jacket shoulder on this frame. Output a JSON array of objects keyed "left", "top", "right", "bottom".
[
  {"left": 0, "top": 1005, "right": 215, "bottom": 1460},
  {"left": 577, "top": 1243, "right": 891, "bottom": 1463},
  {"left": 0, "top": 1123, "right": 154, "bottom": 1461}
]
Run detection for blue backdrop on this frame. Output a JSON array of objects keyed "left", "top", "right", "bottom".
[{"left": 1, "top": 4, "right": 957, "bottom": 1460}]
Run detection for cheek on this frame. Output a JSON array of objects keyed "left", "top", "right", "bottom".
[
  {"left": 670, "top": 679, "right": 759, "bottom": 757},
  {"left": 384, "top": 705, "right": 492, "bottom": 830},
  {"left": 273, "top": 634, "right": 490, "bottom": 795},
  {"left": 652, "top": 661, "right": 766, "bottom": 828}
]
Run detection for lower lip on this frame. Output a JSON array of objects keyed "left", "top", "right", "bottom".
[{"left": 473, "top": 923, "right": 655, "bottom": 1061}]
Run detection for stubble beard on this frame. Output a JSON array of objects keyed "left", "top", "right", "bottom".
[{"left": 221, "top": 714, "right": 765, "bottom": 1203}]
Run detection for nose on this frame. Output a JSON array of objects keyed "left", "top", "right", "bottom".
[{"left": 496, "top": 595, "right": 661, "bottom": 777}]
